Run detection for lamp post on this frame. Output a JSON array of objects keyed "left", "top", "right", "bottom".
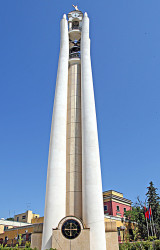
[
  {"left": 25, "top": 230, "right": 28, "bottom": 243},
  {"left": 5, "top": 236, "right": 8, "bottom": 246},
  {"left": 121, "top": 217, "right": 126, "bottom": 242}
]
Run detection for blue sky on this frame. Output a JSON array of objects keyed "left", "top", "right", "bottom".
[{"left": 0, "top": 0, "right": 160, "bottom": 218}]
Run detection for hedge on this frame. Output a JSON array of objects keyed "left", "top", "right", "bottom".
[
  {"left": 0, "top": 246, "right": 56, "bottom": 250},
  {"left": 119, "top": 240, "right": 160, "bottom": 250}
]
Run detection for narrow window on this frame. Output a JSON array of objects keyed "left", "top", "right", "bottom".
[
  {"left": 104, "top": 205, "right": 108, "bottom": 211},
  {"left": 117, "top": 206, "right": 120, "bottom": 211},
  {"left": 124, "top": 208, "right": 126, "bottom": 212},
  {"left": 72, "top": 21, "right": 79, "bottom": 30},
  {"left": 117, "top": 227, "right": 120, "bottom": 236}
]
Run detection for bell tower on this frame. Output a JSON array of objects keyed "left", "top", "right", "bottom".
[{"left": 41, "top": 7, "right": 106, "bottom": 250}]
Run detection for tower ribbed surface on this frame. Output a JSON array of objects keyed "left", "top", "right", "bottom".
[{"left": 66, "top": 62, "right": 82, "bottom": 219}]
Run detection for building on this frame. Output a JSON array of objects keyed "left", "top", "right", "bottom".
[
  {"left": 0, "top": 224, "right": 34, "bottom": 246},
  {"left": 103, "top": 190, "right": 134, "bottom": 243},
  {"left": 103, "top": 190, "right": 132, "bottom": 218},
  {"left": 14, "top": 210, "right": 39, "bottom": 223},
  {"left": 40, "top": 6, "right": 107, "bottom": 250},
  {"left": 0, "top": 211, "right": 37, "bottom": 236},
  {"left": 0, "top": 190, "right": 134, "bottom": 247},
  {"left": 0, "top": 212, "right": 43, "bottom": 247}
]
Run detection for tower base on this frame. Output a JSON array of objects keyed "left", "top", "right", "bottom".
[
  {"left": 52, "top": 216, "right": 90, "bottom": 250},
  {"left": 31, "top": 220, "right": 119, "bottom": 250}
]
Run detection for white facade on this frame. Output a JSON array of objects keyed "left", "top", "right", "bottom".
[{"left": 42, "top": 10, "right": 106, "bottom": 250}]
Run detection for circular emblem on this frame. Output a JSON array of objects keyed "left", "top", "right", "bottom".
[
  {"left": 71, "top": 12, "right": 79, "bottom": 18},
  {"left": 61, "top": 219, "right": 81, "bottom": 239}
]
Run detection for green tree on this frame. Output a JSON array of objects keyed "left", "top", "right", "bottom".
[
  {"left": 18, "top": 234, "right": 22, "bottom": 246},
  {"left": 146, "top": 181, "right": 160, "bottom": 238},
  {"left": 124, "top": 182, "right": 160, "bottom": 240},
  {"left": 146, "top": 181, "right": 160, "bottom": 220},
  {"left": 6, "top": 218, "right": 14, "bottom": 221},
  {"left": 125, "top": 200, "right": 148, "bottom": 240}
]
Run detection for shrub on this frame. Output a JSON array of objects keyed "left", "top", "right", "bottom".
[
  {"left": 119, "top": 240, "right": 160, "bottom": 250},
  {"left": 154, "top": 240, "right": 160, "bottom": 250},
  {"left": 25, "top": 242, "right": 31, "bottom": 248}
]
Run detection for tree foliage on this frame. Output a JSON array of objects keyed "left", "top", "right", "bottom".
[
  {"left": 146, "top": 181, "right": 160, "bottom": 238},
  {"left": 125, "top": 200, "right": 148, "bottom": 240},
  {"left": 124, "top": 181, "right": 160, "bottom": 241},
  {"left": 6, "top": 218, "right": 14, "bottom": 221},
  {"left": 119, "top": 240, "right": 160, "bottom": 250}
]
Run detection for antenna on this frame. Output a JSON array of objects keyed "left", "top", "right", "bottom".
[{"left": 26, "top": 202, "right": 31, "bottom": 210}]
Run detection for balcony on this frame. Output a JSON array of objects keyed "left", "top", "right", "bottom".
[{"left": 69, "top": 51, "right": 80, "bottom": 59}]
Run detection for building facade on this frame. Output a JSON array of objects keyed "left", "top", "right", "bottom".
[
  {"left": 103, "top": 190, "right": 132, "bottom": 218},
  {"left": 14, "top": 210, "right": 39, "bottom": 223},
  {"left": 0, "top": 211, "right": 41, "bottom": 247},
  {"left": 103, "top": 190, "right": 133, "bottom": 243}
]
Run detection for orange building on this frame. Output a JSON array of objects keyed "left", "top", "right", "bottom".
[{"left": 0, "top": 211, "right": 43, "bottom": 247}]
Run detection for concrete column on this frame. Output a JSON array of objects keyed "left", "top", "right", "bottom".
[
  {"left": 41, "top": 14, "right": 69, "bottom": 250},
  {"left": 81, "top": 13, "right": 106, "bottom": 250},
  {"left": 66, "top": 61, "right": 82, "bottom": 219}
]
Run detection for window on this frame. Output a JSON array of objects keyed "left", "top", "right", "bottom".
[
  {"left": 5, "top": 236, "right": 8, "bottom": 243},
  {"left": 22, "top": 234, "right": 26, "bottom": 241},
  {"left": 116, "top": 206, "right": 120, "bottom": 211},
  {"left": 17, "top": 217, "right": 19, "bottom": 222},
  {"left": 104, "top": 205, "right": 108, "bottom": 211},
  {"left": 72, "top": 21, "right": 79, "bottom": 30},
  {"left": 28, "top": 233, "right": 31, "bottom": 241},
  {"left": 22, "top": 215, "right": 26, "bottom": 219},
  {"left": 124, "top": 208, "right": 126, "bottom": 212},
  {"left": 129, "top": 229, "right": 133, "bottom": 236},
  {"left": 129, "top": 229, "right": 134, "bottom": 240}
]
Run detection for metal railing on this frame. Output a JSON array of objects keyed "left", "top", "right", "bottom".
[{"left": 69, "top": 52, "right": 81, "bottom": 59}]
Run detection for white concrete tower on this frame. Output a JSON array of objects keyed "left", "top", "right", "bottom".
[
  {"left": 41, "top": 14, "right": 69, "bottom": 250},
  {"left": 41, "top": 7, "right": 106, "bottom": 250},
  {"left": 81, "top": 12, "right": 106, "bottom": 250}
]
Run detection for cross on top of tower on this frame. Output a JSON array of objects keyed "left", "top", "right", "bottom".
[{"left": 72, "top": 4, "right": 79, "bottom": 11}]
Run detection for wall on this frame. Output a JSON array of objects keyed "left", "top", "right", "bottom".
[
  {"left": 52, "top": 228, "right": 90, "bottom": 250},
  {"left": 104, "top": 201, "right": 131, "bottom": 217},
  {"left": 0, "top": 225, "right": 4, "bottom": 234},
  {"left": 104, "top": 190, "right": 123, "bottom": 198},
  {"left": 14, "top": 212, "right": 28, "bottom": 223},
  {"left": 14, "top": 211, "right": 39, "bottom": 223},
  {"left": 104, "top": 216, "right": 135, "bottom": 243},
  {"left": 0, "top": 225, "right": 34, "bottom": 240},
  {"left": 31, "top": 233, "right": 42, "bottom": 250},
  {"left": 111, "top": 201, "right": 131, "bottom": 217},
  {"left": 31, "top": 217, "right": 44, "bottom": 224},
  {"left": 104, "top": 201, "right": 113, "bottom": 215}
]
